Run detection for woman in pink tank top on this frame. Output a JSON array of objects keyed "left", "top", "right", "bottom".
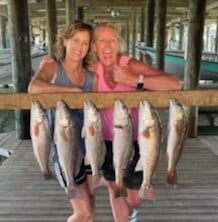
[{"left": 91, "top": 22, "right": 181, "bottom": 222}]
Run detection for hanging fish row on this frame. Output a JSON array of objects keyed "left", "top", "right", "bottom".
[
  {"left": 30, "top": 99, "right": 106, "bottom": 198},
  {"left": 112, "top": 99, "right": 188, "bottom": 201},
  {"left": 30, "top": 98, "right": 188, "bottom": 200},
  {"left": 137, "top": 99, "right": 188, "bottom": 201}
]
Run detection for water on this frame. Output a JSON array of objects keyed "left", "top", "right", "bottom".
[
  {"left": 0, "top": 110, "right": 15, "bottom": 133},
  {"left": 0, "top": 109, "right": 15, "bottom": 165}
]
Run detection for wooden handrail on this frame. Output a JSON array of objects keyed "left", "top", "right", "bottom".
[{"left": 0, "top": 89, "right": 218, "bottom": 110}]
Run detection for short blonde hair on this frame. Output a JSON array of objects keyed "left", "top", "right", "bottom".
[{"left": 93, "top": 22, "right": 127, "bottom": 54}]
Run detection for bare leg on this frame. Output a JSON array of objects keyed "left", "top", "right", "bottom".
[
  {"left": 126, "top": 189, "right": 142, "bottom": 208},
  {"left": 67, "top": 180, "right": 95, "bottom": 222},
  {"left": 107, "top": 181, "right": 142, "bottom": 222},
  {"left": 107, "top": 181, "right": 131, "bottom": 222}
]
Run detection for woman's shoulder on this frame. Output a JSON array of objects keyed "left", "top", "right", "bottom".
[
  {"left": 35, "top": 58, "right": 58, "bottom": 82},
  {"left": 40, "top": 56, "right": 58, "bottom": 73}
]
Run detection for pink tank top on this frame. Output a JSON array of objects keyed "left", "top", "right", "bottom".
[{"left": 96, "top": 55, "right": 138, "bottom": 140}]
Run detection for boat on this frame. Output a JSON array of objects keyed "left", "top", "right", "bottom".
[{"left": 136, "top": 45, "right": 218, "bottom": 82}]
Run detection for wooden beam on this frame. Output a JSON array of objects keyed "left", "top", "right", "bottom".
[{"left": 0, "top": 90, "right": 218, "bottom": 110}]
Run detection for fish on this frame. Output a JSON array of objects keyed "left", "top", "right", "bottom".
[
  {"left": 30, "top": 101, "right": 54, "bottom": 180},
  {"left": 113, "top": 99, "right": 135, "bottom": 198},
  {"left": 137, "top": 100, "right": 162, "bottom": 201},
  {"left": 54, "top": 100, "right": 83, "bottom": 199},
  {"left": 82, "top": 100, "right": 106, "bottom": 187},
  {"left": 166, "top": 98, "right": 188, "bottom": 186}
]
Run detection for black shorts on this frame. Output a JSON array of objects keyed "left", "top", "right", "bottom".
[
  {"left": 53, "top": 158, "right": 87, "bottom": 188},
  {"left": 102, "top": 141, "right": 143, "bottom": 190}
]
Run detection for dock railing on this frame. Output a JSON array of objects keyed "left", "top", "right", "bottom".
[{"left": 0, "top": 90, "right": 218, "bottom": 110}]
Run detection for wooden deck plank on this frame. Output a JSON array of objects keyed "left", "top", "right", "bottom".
[{"left": 0, "top": 134, "right": 218, "bottom": 221}]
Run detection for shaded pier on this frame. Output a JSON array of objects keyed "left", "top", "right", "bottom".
[{"left": 0, "top": 132, "right": 218, "bottom": 221}]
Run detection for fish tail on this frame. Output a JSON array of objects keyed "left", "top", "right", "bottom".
[
  {"left": 43, "top": 170, "right": 57, "bottom": 180},
  {"left": 166, "top": 169, "right": 177, "bottom": 186},
  {"left": 138, "top": 184, "right": 156, "bottom": 201},
  {"left": 114, "top": 182, "right": 127, "bottom": 198},
  {"left": 92, "top": 174, "right": 101, "bottom": 187},
  {"left": 66, "top": 186, "right": 83, "bottom": 199},
  {"left": 92, "top": 174, "right": 107, "bottom": 188},
  {"left": 42, "top": 167, "right": 56, "bottom": 180}
]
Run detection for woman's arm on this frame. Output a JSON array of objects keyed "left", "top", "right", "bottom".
[
  {"left": 28, "top": 61, "right": 82, "bottom": 93},
  {"left": 113, "top": 58, "right": 182, "bottom": 91}
]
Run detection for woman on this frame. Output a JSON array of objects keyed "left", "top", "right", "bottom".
[
  {"left": 28, "top": 21, "right": 97, "bottom": 222},
  {"left": 90, "top": 22, "right": 181, "bottom": 222}
]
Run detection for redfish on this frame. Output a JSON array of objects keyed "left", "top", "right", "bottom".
[
  {"left": 113, "top": 99, "right": 134, "bottom": 197},
  {"left": 54, "top": 100, "right": 83, "bottom": 199},
  {"left": 30, "top": 101, "right": 54, "bottom": 179},
  {"left": 166, "top": 99, "right": 188, "bottom": 186},
  {"left": 82, "top": 100, "right": 106, "bottom": 186},
  {"left": 137, "top": 100, "right": 162, "bottom": 201}
]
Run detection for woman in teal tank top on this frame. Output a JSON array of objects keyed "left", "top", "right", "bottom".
[{"left": 28, "top": 21, "right": 98, "bottom": 222}]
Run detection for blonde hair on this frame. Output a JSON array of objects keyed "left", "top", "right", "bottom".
[
  {"left": 93, "top": 22, "right": 127, "bottom": 55},
  {"left": 54, "top": 20, "right": 93, "bottom": 67}
]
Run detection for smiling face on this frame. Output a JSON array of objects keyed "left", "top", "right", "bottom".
[
  {"left": 93, "top": 26, "right": 120, "bottom": 67},
  {"left": 64, "top": 30, "right": 91, "bottom": 63}
]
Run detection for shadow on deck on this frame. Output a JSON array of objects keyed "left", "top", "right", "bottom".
[{"left": 0, "top": 132, "right": 218, "bottom": 221}]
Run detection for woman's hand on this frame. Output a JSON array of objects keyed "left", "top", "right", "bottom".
[
  {"left": 113, "top": 65, "right": 135, "bottom": 85},
  {"left": 39, "top": 55, "right": 55, "bottom": 69}
]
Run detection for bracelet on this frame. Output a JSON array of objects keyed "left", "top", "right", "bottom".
[{"left": 136, "top": 75, "right": 144, "bottom": 90}]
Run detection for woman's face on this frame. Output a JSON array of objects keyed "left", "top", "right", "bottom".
[
  {"left": 64, "top": 30, "right": 90, "bottom": 62},
  {"left": 93, "top": 26, "right": 119, "bottom": 67}
]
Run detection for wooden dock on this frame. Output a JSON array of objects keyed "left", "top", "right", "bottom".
[{"left": 0, "top": 131, "right": 218, "bottom": 222}]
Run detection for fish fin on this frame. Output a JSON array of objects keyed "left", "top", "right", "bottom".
[
  {"left": 34, "top": 125, "right": 39, "bottom": 137},
  {"left": 84, "top": 156, "right": 90, "bottom": 165},
  {"left": 54, "top": 132, "right": 57, "bottom": 144},
  {"left": 60, "top": 128, "right": 68, "bottom": 142},
  {"left": 114, "top": 183, "right": 127, "bottom": 198},
  {"left": 81, "top": 127, "right": 85, "bottom": 138},
  {"left": 158, "top": 149, "right": 163, "bottom": 161},
  {"left": 175, "top": 123, "right": 182, "bottom": 134},
  {"left": 142, "top": 128, "right": 150, "bottom": 138},
  {"left": 88, "top": 126, "right": 95, "bottom": 136},
  {"left": 66, "top": 186, "right": 83, "bottom": 199},
  {"left": 138, "top": 184, "right": 156, "bottom": 201},
  {"left": 43, "top": 170, "right": 57, "bottom": 180},
  {"left": 135, "top": 157, "right": 143, "bottom": 171},
  {"left": 166, "top": 170, "right": 178, "bottom": 186},
  {"left": 92, "top": 174, "right": 103, "bottom": 188}
]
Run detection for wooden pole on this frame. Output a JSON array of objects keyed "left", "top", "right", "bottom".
[
  {"left": 126, "top": 19, "right": 130, "bottom": 54},
  {"left": 66, "top": 0, "right": 75, "bottom": 25},
  {"left": 215, "top": 16, "right": 218, "bottom": 53},
  {"left": 132, "top": 13, "right": 136, "bottom": 57},
  {"left": 77, "top": 7, "right": 84, "bottom": 21},
  {"left": 140, "top": 7, "right": 145, "bottom": 43},
  {"left": 178, "top": 24, "right": 184, "bottom": 50},
  {"left": 145, "top": 0, "right": 155, "bottom": 47},
  {"left": 155, "top": 0, "right": 167, "bottom": 70},
  {"left": 184, "top": 0, "right": 206, "bottom": 138},
  {"left": 0, "top": 15, "right": 7, "bottom": 48},
  {"left": 45, "top": 0, "right": 57, "bottom": 57},
  {"left": 7, "top": 0, "right": 32, "bottom": 139}
]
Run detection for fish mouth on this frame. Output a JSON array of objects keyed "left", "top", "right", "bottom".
[
  {"left": 32, "top": 100, "right": 39, "bottom": 106},
  {"left": 84, "top": 100, "right": 93, "bottom": 106},
  {"left": 114, "top": 99, "right": 126, "bottom": 110},
  {"left": 113, "top": 124, "right": 124, "bottom": 129}
]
